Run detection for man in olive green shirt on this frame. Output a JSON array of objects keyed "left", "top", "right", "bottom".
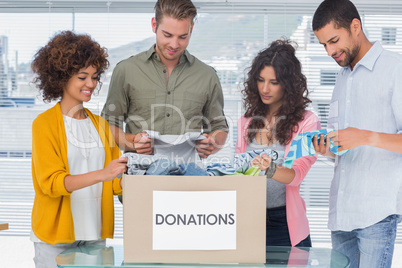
[{"left": 101, "top": 0, "right": 228, "bottom": 158}]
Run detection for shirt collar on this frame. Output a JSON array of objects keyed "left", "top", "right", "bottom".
[
  {"left": 341, "top": 41, "right": 383, "bottom": 74},
  {"left": 145, "top": 44, "right": 195, "bottom": 65}
]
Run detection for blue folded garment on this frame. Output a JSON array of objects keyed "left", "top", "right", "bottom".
[{"left": 283, "top": 129, "right": 348, "bottom": 168}]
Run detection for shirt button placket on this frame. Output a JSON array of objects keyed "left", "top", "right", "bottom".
[{"left": 345, "top": 75, "right": 353, "bottom": 128}]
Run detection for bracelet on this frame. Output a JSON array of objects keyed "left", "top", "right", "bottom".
[
  {"left": 132, "top": 139, "right": 137, "bottom": 153},
  {"left": 266, "top": 162, "right": 277, "bottom": 179}
]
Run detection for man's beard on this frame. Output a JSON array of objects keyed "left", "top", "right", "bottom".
[{"left": 336, "top": 44, "right": 360, "bottom": 67}]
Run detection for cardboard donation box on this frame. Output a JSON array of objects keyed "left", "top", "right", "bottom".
[{"left": 123, "top": 175, "right": 267, "bottom": 264}]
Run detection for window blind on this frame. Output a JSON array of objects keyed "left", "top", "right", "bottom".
[{"left": 0, "top": 2, "right": 401, "bottom": 246}]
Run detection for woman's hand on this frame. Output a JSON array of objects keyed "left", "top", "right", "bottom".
[
  {"left": 251, "top": 154, "right": 272, "bottom": 172},
  {"left": 64, "top": 157, "right": 128, "bottom": 192},
  {"left": 102, "top": 157, "right": 128, "bottom": 182}
]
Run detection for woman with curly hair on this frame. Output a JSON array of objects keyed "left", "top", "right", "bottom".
[
  {"left": 30, "top": 31, "right": 127, "bottom": 268},
  {"left": 236, "top": 39, "right": 320, "bottom": 247}
]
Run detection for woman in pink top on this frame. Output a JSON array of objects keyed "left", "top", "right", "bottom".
[{"left": 236, "top": 39, "right": 320, "bottom": 247}]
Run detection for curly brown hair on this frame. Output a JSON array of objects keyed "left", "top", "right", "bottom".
[
  {"left": 31, "top": 30, "right": 109, "bottom": 103},
  {"left": 242, "top": 39, "right": 311, "bottom": 145}
]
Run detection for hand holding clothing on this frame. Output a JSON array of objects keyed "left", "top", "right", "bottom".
[
  {"left": 251, "top": 154, "right": 272, "bottom": 172},
  {"left": 64, "top": 157, "right": 127, "bottom": 193},
  {"left": 196, "top": 133, "right": 214, "bottom": 158},
  {"left": 196, "top": 131, "right": 228, "bottom": 158},
  {"left": 328, "top": 127, "right": 371, "bottom": 151},
  {"left": 133, "top": 132, "right": 153, "bottom": 155},
  {"left": 102, "top": 157, "right": 128, "bottom": 182},
  {"left": 313, "top": 127, "right": 367, "bottom": 157},
  {"left": 312, "top": 132, "right": 335, "bottom": 158}
]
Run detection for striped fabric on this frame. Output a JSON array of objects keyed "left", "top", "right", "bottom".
[{"left": 283, "top": 129, "right": 348, "bottom": 168}]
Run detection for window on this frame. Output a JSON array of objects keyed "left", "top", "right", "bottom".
[
  {"left": 314, "top": 103, "right": 330, "bottom": 129},
  {"left": 382, "top": 27, "right": 397, "bottom": 45},
  {"left": 320, "top": 70, "right": 338, "bottom": 86},
  {"left": 310, "top": 29, "right": 318, "bottom": 44},
  {"left": 1, "top": 1, "right": 402, "bottom": 246}
]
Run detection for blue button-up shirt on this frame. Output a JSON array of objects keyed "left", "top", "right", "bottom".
[{"left": 327, "top": 41, "right": 402, "bottom": 231}]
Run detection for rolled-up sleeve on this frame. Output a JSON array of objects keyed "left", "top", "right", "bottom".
[{"left": 204, "top": 72, "right": 228, "bottom": 133}]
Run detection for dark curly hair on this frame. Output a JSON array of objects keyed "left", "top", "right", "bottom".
[
  {"left": 242, "top": 39, "right": 311, "bottom": 145},
  {"left": 31, "top": 30, "right": 109, "bottom": 103}
]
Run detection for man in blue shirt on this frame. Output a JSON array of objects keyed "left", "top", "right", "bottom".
[{"left": 312, "top": 0, "right": 402, "bottom": 267}]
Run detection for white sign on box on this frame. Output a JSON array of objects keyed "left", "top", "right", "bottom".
[{"left": 152, "top": 191, "right": 237, "bottom": 250}]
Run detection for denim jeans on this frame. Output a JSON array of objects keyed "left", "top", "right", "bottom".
[
  {"left": 331, "top": 214, "right": 402, "bottom": 268},
  {"left": 145, "top": 159, "right": 209, "bottom": 176},
  {"left": 266, "top": 206, "right": 311, "bottom": 247}
]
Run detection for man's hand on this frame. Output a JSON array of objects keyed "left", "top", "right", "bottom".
[
  {"left": 327, "top": 127, "right": 367, "bottom": 151},
  {"left": 313, "top": 127, "right": 368, "bottom": 158},
  {"left": 133, "top": 132, "right": 153, "bottom": 155},
  {"left": 196, "top": 130, "right": 227, "bottom": 158},
  {"left": 196, "top": 133, "right": 215, "bottom": 158}
]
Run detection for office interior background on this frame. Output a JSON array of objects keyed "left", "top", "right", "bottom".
[{"left": 0, "top": 0, "right": 401, "bottom": 266}]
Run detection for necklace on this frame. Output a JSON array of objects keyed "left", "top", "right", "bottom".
[
  {"left": 258, "top": 118, "right": 275, "bottom": 146},
  {"left": 64, "top": 111, "right": 94, "bottom": 160}
]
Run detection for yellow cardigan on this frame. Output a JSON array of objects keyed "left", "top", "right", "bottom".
[{"left": 31, "top": 102, "right": 122, "bottom": 245}]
